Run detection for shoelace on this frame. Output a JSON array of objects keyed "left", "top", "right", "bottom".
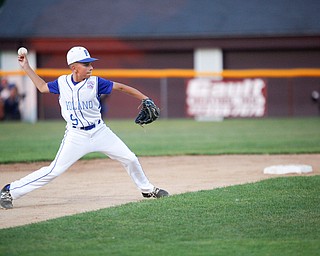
[
  {"left": 149, "top": 188, "right": 160, "bottom": 197},
  {"left": 1, "top": 190, "right": 12, "bottom": 201}
]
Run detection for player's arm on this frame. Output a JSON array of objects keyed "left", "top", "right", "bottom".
[
  {"left": 18, "top": 54, "right": 49, "bottom": 93},
  {"left": 113, "top": 82, "right": 148, "bottom": 101}
]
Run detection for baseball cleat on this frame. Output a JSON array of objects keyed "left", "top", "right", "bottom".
[
  {"left": 0, "top": 184, "right": 13, "bottom": 209},
  {"left": 142, "top": 187, "right": 169, "bottom": 198}
]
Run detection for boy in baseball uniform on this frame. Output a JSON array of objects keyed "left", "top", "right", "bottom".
[{"left": 0, "top": 46, "right": 169, "bottom": 209}]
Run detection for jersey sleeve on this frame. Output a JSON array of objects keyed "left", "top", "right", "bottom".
[
  {"left": 47, "top": 80, "right": 60, "bottom": 94},
  {"left": 97, "top": 77, "right": 113, "bottom": 95}
]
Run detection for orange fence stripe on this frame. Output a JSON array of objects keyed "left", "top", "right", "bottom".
[{"left": 1, "top": 68, "right": 320, "bottom": 78}]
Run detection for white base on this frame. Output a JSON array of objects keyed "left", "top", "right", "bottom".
[{"left": 263, "top": 165, "right": 313, "bottom": 175}]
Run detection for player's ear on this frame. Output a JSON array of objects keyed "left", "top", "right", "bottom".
[{"left": 69, "top": 63, "right": 76, "bottom": 71}]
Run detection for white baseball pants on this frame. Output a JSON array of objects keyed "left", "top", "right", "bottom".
[{"left": 10, "top": 122, "right": 154, "bottom": 200}]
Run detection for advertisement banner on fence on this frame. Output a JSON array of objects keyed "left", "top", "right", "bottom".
[{"left": 186, "top": 78, "right": 267, "bottom": 118}]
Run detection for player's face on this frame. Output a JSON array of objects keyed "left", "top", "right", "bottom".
[{"left": 73, "top": 62, "right": 93, "bottom": 81}]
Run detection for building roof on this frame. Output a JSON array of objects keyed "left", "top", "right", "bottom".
[{"left": 0, "top": 0, "right": 319, "bottom": 39}]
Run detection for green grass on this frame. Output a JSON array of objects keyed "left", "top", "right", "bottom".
[
  {"left": 0, "top": 117, "right": 319, "bottom": 163},
  {"left": 1, "top": 176, "right": 319, "bottom": 256},
  {"left": 0, "top": 118, "right": 319, "bottom": 255}
]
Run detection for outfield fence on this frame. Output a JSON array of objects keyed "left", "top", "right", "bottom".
[{"left": 1, "top": 68, "right": 320, "bottom": 119}]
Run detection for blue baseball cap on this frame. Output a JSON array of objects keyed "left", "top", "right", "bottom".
[{"left": 67, "top": 46, "right": 98, "bottom": 65}]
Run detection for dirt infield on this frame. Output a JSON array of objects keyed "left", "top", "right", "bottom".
[{"left": 1, "top": 154, "right": 319, "bottom": 229}]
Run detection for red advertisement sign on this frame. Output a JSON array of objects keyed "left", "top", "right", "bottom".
[{"left": 186, "top": 78, "right": 267, "bottom": 118}]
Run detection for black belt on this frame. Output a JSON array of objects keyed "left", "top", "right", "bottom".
[{"left": 73, "top": 120, "right": 101, "bottom": 131}]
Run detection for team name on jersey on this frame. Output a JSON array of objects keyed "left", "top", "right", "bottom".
[{"left": 66, "top": 100, "right": 94, "bottom": 110}]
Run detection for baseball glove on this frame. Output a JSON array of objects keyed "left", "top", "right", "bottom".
[{"left": 135, "top": 98, "right": 160, "bottom": 125}]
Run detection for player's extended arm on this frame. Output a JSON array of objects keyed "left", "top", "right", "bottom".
[
  {"left": 18, "top": 54, "right": 49, "bottom": 93},
  {"left": 113, "top": 82, "right": 148, "bottom": 101}
]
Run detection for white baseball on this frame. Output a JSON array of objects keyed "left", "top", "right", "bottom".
[{"left": 18, "top": 47, "right": 28, "bottom": 55}]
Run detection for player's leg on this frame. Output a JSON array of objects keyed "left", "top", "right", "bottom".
[
  {"left": 93, "top": 124, "right": 166, "bottom": 195},
  {"left": 8, "top": 129, "right": 89, "bottom": 200}
]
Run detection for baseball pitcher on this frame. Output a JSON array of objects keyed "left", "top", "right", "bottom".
[{"left": 0, "top": 46, "right": 168, "bottom": 209}]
